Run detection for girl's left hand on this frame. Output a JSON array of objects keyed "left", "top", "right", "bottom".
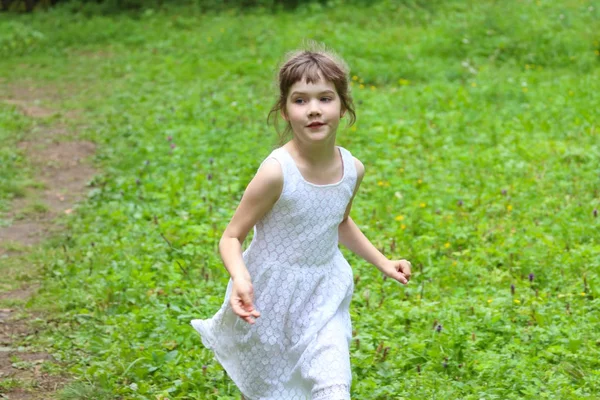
[{"left": 381, "top": 259, "right": 412, "bottom": 285}]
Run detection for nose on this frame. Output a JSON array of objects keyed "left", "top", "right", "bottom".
[{"left": 307, "top": 99, "right": 321, "bottom": 117}]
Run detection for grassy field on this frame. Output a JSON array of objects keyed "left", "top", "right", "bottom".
[{"left": 1, "top": 0, "right": 599, "bottom": 398}]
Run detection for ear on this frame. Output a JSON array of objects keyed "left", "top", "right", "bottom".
[{"left": 280, "top": 108, "right": 289, "bottom": 122}]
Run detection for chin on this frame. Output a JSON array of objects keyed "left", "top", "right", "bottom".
[
  {"left": 308, "top": 134, "right": 335, "bottom": 144},
  {"left": 306, "top": 127, "right": 332, "bottom": 136}
]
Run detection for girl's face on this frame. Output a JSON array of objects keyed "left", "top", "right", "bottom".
[{"left": 283, "top": 78, "right": 344, "bottom": 145}]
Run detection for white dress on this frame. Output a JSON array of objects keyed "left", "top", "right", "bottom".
[{"left": 191, "top": 146, "right": 357, "bottom": 400}]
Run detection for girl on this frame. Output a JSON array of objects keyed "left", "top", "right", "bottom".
[{"left": 191, "top": 45, "right": 412, "bottom": 400}]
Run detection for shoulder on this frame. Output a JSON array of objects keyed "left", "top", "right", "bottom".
[
  {"left": 258, "top": 157, "right": 284, "bottom": 180},
  {"left": 339, "top": 146, "right": 365, "bottom": 180},
  {"left": 247, "top": 157, "right": 283, "bottom": 199},
  {"left": 255, "top": 157, "right": 283, "bottom": 186},
  {"left": 352, "top": 156, "right": 365, "bottom": 182}
]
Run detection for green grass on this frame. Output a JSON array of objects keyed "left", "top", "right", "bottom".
[
  {"left": 0, "top": 107, "right": 34, "bottom": 214},
  {"left": 0, "top": 0, "right": 599, "bottom": 398}
]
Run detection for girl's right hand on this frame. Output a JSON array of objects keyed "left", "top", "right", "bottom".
[{"left": 230, "top": 277, "right": 261, "bottom": 324}]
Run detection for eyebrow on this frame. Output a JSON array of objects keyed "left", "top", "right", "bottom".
[{"left": 290, "top": 90, "right": 336, "bottom": 96}]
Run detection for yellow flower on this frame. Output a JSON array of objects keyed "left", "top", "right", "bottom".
[
  {"left": 452, "top": 261, "right": 457, "bottom": 266},
  {"left": 370, "top": 85, "right": 376, "bottom": 91},
  {"left": 395, "top": 215, "right": 405, "bottom": 221},
  {"left": 595, "top": 50, "right": 600, "bottom": 56},
  {"left": 420, "top": 202, "right": 426, "bottom": 208},
  {"left": 514, "top": 299, "right": 521, "bottom": 304},
  {"left": 401, "top": 224, "right": 406, "bottom": 230},
  {"left": 557, "top": 294, "right": 565, "bottom": 298},
  {"left": 507, "top": 205, "right": 513, "bottom": 212},
  {"left": 487, "top": 299, "right": 493, "bottom": 303},
  {"left": 580, "top": 292, "right": 586, "bottom": 296},
  {"left": 400, "top": 168, "right": 404, "bottom": 173},
  {"left": 398, "top": 79, "right": 410, "bottom": 86},
  {"left": 352, "top": 75, "right": 358, "bottom": 81},
  {"left": 444, "top": 242, "right": 450, "bottom": 248},
  {"left": 522, "top": 87, "right": 528, "bottom": 93},
  {"left": 359, "top": 84, "right": 365, "bottom": 89},
  {"left": 471, "top": 82, "right": 477, "bottom": 87},
  {"left": 350, "top": 126, "right": 357, "bottom": 132},
  {"left": 525, "top": 64, "right": 530, "bottom": 70},
  {"left": 417, "top": 179, "right": 422, "bottom": 184},
  {"left": 378, "top": 180, "right": 384, "bottom": 186},
  {"left": 569, "top": 90, "right": 574, "bottom": 96}
]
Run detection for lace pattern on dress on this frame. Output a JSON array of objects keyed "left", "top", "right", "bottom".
[{"left": 313, "top": 384, "right": 351, "bottom": 400}]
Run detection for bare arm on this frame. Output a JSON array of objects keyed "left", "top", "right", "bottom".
[
  {"left": 338, "top": 158, "right": 411, "bottom": 284},
  {"left": 219, "top": 158, "right": 283, "bottom": 322}
]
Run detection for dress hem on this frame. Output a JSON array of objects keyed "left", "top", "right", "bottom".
[{"left": 190, "top": 319, "right": 256, "bottom": 400}]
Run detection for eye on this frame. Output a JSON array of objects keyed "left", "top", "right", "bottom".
[
  {"left": 321, "top": 97, "right": 332, "bottom": 102},
  {"left": 293, "top": 98, "right": 305, "bottom": 104}
]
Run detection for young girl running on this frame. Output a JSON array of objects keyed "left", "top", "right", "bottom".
[{"left": 191, "top": 45, "right": 412, "bottom": 400}]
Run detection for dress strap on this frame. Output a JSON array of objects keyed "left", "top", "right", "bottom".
[
  {"left": 273, "top": 147, "right": 300, "bottom": 181},
  {"left": 257, "top": 148, "right": 295, "bottom": 193},
  {"left": 338, "top": 146, "right": 358, "bottom": 192}
]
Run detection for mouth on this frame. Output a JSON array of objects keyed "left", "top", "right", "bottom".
[{"left": 306, "top": 122, "right": 325, "bottom": 128}]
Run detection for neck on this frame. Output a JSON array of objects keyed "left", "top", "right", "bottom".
[{"left": 288, "top": 137, "right": 338, "bottom": 165}]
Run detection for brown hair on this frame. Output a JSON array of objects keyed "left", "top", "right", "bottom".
[{"left": 268, "top": 43, "right": 356, "bottom": 143}]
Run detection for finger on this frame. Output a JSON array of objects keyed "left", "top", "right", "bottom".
[
  {"left": 402, "top": 261, "right": 412, "bottom": 280},
  {"left": 238, "top": 294, "right": 260, "bottom": 319},
  {"left": 242, "top": 299, "right": 259, "bottom": 315},
  {"left": 394, "top": 263, "right": 409, "bottom": 282},
  {"left": 235, "top": 307, "right": 258, "bottom": 324},
  {"left": 231, "top": 300, "right": 251, "bottom": 317},
  {"left": 244, "top": 306, "right": 260, "bottom": 318},
  {"left": 241, "top": 309, "right": 259, "bottom": 324},
  {"left": 396, "top": 271, "right": 408, "bottom": 284},
  {"left": 240, "top": 292, "right": 256, "bottom": 310}
]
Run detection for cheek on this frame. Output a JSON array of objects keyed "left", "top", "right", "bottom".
[
  {"left": 287, "top": 107, "right": 303, "bottom": 121},
  {"left": 331, "top": 103, "right": 343, "bottom": 118}
]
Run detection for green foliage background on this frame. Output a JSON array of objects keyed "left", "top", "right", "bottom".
[{"left": 1, "top": 0, "right": 599, "bottom": 398}]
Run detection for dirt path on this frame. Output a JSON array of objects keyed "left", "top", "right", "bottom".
[{"left": 0, "top": 83, "right": 98, "bottom": 399}]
